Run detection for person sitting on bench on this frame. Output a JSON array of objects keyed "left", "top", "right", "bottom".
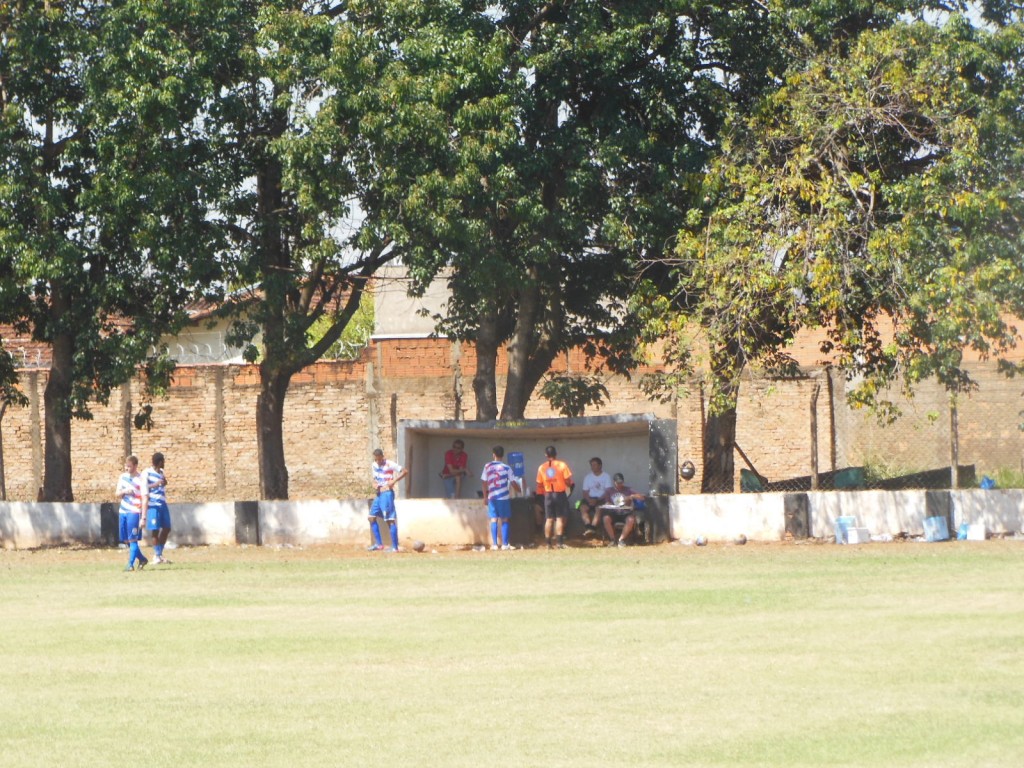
[
  {"left": 601, "top": 473, "right": 646, "bottom": 547},
  {"left": 578, "top": 457, "right": 613, "bottom": 538}
]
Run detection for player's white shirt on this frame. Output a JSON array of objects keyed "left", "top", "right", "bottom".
[
  {"left": 117, "top": 472, "right": 146, "bottom": 515},
  {"left": 481, "top": 460, "right": 519, "bottom": 501},
  {"left": 372, "top": 459, "right": 404, "bottom": 491},
  {"left": 146, "top": 467, "right": 167, "bottom": 506},
  {"left": 582, "top": 471, "right": 613, "bottom": 501}
]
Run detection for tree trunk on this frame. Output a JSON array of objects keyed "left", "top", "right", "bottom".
[
  {"left": 38, "top": 118, "right": 74, "bottom": 501},
  {"left": 501, "top": 342, "right": 559, "bottom": 419},
  {"left": 42, "top": 325, "right": 74, "bottom": 502},
  {"left": 501, "top": 278, "right": 562, "bottom": 420},
  {"left": 701, "top": 345, "right": 744, "bottom": 494},
  {"left": 254, "top": 124, "right": 292, "bottom": 500},
  {"left": 473, "top": 309, "right": 500, "bottom": 421},
  {"left": 702, "top": 405, "right": 738, "bottom": 493},
  {"left": 256, "top": 365, "right": 292, "bottom": 500}
]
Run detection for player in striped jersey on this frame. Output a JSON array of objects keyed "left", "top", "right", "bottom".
[
  {"left": 146, "top": 452, "right": 172, "bottom": 564},
  {"left": 481, "top": 445, "right": 521, "bottom": 550},
  {"left": 368, "top": 449, "right": 408, "bottom": 552},
  {"left": 116, "top": 455, "right": 149, "bottom": 571}
]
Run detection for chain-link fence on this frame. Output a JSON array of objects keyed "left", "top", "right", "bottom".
[
  {"left": 683, "top": 367, "right": 1024, "bottom": 494},
  {"left": 728, "top": 463, "right": 980, "bottom": 494}
]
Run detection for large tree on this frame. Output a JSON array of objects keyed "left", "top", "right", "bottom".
[
  {"left": 0, "top": 0, "right": 213, "bottom": 500},
  {"left": 125, "top": 1, "right": 440, "bottom": 499},
  {"left": 122, "top": 1, "right": 400, "bottom": 499},
  {"left": 659, "top": 8, "right": 1024, "bottom": 491},
  {"left": 348, "top": 0, "right": 786, "bottom": 420}
]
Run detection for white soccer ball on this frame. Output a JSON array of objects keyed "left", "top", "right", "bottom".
[{"left": 695, "top": 536, "right": 707, "bottom": 546}]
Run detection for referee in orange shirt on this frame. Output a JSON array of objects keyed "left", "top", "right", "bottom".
[{"left": 536, "top": 445, "right": 574, "bottom": 549}]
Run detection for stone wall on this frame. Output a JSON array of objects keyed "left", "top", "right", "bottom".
[{"left": 1, "top": 336, "right": 1022, "bottom": 502}]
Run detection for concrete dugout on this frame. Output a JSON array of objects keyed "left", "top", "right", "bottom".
[{"left": 396, "top": 414, "right": 677, "bottom": 543}]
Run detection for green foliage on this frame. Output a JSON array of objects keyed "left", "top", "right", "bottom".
[
  {"left": 351, "top": 1, "right": 789, "bottom": 418},
  {"left": 0, "top": 1, "right": 214, "bottom": 496},
  {"left": 988, "top": 466, "right": 1024, "bottom": 489},
  {"left": 664, "top": 12, "right": 1024, "bottom": 421},
  {"left": 538, "top": 374, "right": 610, "bottom": 418},
  {"left": 90, "top": 1, "right": 418, "bottom": 496},
  {"left": 132, "top": 351, "right": 178, "bottom": 431},
  {"left": 0, "top": 347, "right": 28, "bottom": 411},
  {"left": 862, "top": 455, "right": 916, "bottom": 483},
  {"left": 308, "top": 290, "right": 374, "bottom": 361}
]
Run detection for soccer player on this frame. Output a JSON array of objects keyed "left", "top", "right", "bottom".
[
  {"left": 368, "top": 448, "right": 408, "bottom": 552},
  {"left": 536, "top": 445, "right": 574, "bottom": 549},
  {"left": 146, "top": 452, "right": 172, "bottom": 564},
  {"left": 116, "top": 455, "right": 148, "bottom": 571},
  {"left": 481, "top": 445, "right": 521, "bottom": 550}
]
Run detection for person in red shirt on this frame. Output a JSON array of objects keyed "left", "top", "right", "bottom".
[
  {"left": 536, "top": 445, "right": 574, "bottom": 549},
  {"left": 440, "top": 439, "right": 469, "bottom": 498}
]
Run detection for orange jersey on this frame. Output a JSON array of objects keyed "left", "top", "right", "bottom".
[{"left": 536, "top": 459, "right": 573, "bottom": 494}]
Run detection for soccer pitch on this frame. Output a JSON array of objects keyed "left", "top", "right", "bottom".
[{"left": 2, "top": 541, "right": 1022, "bottom": 768}]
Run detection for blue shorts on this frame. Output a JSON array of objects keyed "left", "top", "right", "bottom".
[
  {"left": 487, "top": 498, "right": 512, "bottom": 520},
  {"left": 370, "top": 490, "right": 397, "bottom": 522},
  {"left": 146, "top": 502, "right": 171, "bottom": 531},
  {"left": 119, "top": 512, "right": 142, "bottom": 543}
]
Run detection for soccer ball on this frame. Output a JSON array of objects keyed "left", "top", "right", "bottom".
[
  {"left": 695, "top": 536, "right": 707, "bottom": 546},
  {"left": 734, "top": 534, "right": 747, "bottom": 545},
  {"left": 412, "top": 540, "right": 426, "bottom": 552}
]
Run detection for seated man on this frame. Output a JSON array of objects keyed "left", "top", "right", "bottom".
[
  {"left": 601, "top": 473, "right": 647, "bottom": 547},
  {"left": 440, "top": 439, "right": 469, "bottom": 499},
  {"left": 578, "top": 457, "right": 613, "bottom": 538}
]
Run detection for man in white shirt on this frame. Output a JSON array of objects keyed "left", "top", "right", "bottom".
[{"left": 578, "top": 457, "right": 613, "bottom": 538}]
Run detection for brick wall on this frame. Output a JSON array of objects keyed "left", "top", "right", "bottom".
[{"left": 2, "top": 337, "right": 1022, "bottom": 502}]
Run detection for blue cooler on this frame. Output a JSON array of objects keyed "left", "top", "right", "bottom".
[
  {"left": 835, "top": 515, "right": 857, "bottom": 544},
  {"left": 508, "top": 451, "right": 525, "bottom": 482}
]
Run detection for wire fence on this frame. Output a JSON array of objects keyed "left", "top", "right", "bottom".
[
  {"left": 721, "top": 463, "right": 981, "bottom": 494},
  {"left": 687, "top": 371, "right": 1024, "bottom": 494}
]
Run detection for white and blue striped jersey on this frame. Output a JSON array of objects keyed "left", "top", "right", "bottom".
[
  {"left": 372, "top": 459, "right": 404, "bottom": 491},
  {"left": 147, "top": 467, "right": 167, "bottom": 507},
  {"left": 481, "top": 460, "right": 517, "bottom": 501},
  {"left": 117, "top": 472, "right": 146, "bottom": 515}
]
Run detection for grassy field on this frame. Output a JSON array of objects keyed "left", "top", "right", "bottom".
[{"left": 2, "top": 540, "right": 1022, "bottom": 768}]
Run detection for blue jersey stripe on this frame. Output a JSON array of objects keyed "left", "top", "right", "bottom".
[
  {"left": 482, "top": 461, "right": 515, "bottom": 501},
  {"left": 147, "top": 467, "right": 167, "bottom": 506}
]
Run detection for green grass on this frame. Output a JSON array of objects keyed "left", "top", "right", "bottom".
[
  {"left": 2, "top": 542, "right": 1023, "bottom": 768},
  {"left": 987, "top": 466, "right": 1024, "bottom": 489}
]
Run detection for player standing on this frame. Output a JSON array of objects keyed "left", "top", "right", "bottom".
[
  {"left": 116, "top": 455, "right": 149, "bottom": 571},
  {"left": 481, "top": 445, "right": 521, "bottom": 550},
  {"left": 146, "top": 452, "right": 172, "bottom": 564},
  {"left": 368, "top": 448, "right": 408, "bottom": 552}
]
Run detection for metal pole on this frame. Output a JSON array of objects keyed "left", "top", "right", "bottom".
[
  {"left": 810, "top": 382, "right": 820, "bottom": 491},
  {"left": 950, "top": 396, "right": 959, "bottom": 489},
  {"left": 0, "top": 402, "right": 8, "bottom": 501}
]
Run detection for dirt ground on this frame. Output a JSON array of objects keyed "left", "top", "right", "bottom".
[{"left": 4, "top": 533, "right": 1021, "bottom": 567}]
